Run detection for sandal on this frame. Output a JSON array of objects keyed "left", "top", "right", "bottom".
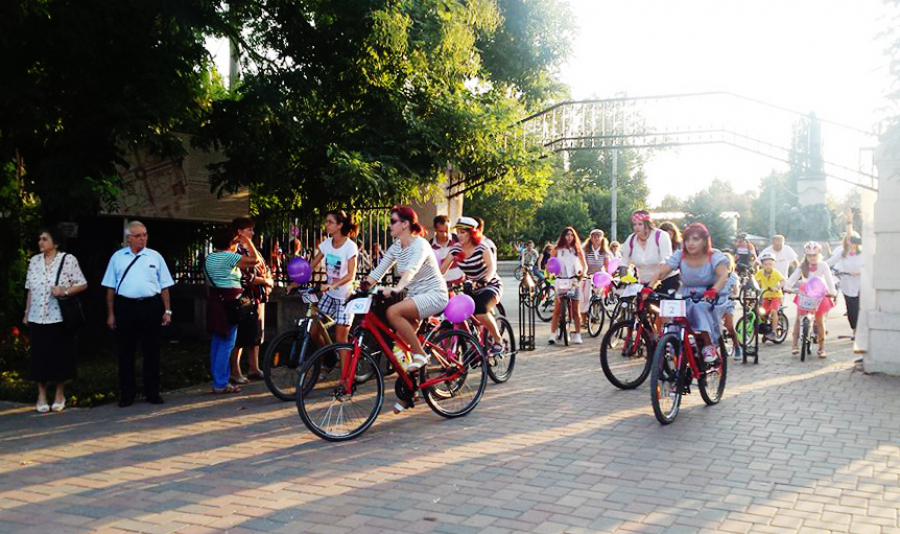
[
  {"left": 229, "top": 376, "right": 249, "bottom": 385},
  {"left": 818, "top": 349, "right": 827, "bottom": 358},
  {"left": 212, "top": 384, "right": 242, "bottom": 394},
  {"left": 791, "top": 347, "right": 799, "bottom": 355}
]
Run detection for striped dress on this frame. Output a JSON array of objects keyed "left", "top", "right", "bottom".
[
  {"left": 448, "top": 242, "right": 503, "bottom": 301},
  {"left": 369, "top": 236, "right": 449, "bottom": 318}
]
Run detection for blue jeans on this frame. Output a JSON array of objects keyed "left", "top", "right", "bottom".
[{"left": 210, "top": 325, "right": 238, "bottom": 389}]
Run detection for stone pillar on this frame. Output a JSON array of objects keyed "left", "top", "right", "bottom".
[
  {"left": 853, "top": 188, "right": 876, "bottom": 354},
  {"left": 798, "top": 114, "right": 828, "bottom": 208},
  {"left": 864, "top": 142, "right": 900, "bottom": 374}
]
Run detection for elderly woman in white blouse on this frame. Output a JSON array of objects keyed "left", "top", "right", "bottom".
[{"left": 23, "top": 227, "right": 88, "bottom": 413}]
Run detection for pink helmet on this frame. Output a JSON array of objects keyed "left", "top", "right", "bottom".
[{"left": 803, "top": 241, "right": 822, "bottom": 255}]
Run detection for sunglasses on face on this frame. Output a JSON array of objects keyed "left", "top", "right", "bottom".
[{"left": 390, "top": 218, "right": 401, "bottom": 225}]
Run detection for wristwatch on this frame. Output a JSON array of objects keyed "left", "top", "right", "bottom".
[{"left": 164, "top": 310, "right": 173, "bottom": 316}]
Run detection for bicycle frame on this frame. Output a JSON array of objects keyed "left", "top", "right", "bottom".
[
  {"left": 341, "top": 307, "right": 467, "bottom": 394},
  {"left": 662, "top": 319, "right": 704, "bottom": 382}
]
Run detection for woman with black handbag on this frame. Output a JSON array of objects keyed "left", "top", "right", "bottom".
[
  {"left": 204, "top": 227, "right": 262, "bottom": 394},
  {"left": 23, "top": 227, "right": 87, "bottom": 413}
]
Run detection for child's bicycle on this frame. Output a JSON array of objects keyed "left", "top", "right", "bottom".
[
  {"left": 650, "top": 292, "right": 729, "bottom": 425},
  {"left": 296, "top": 287, "right": 487, "bottom": 442},
  {"left": 734, "top": 289, "right": 789, "bottom": 365},
  {"left": 784, "top": 288, "right": 829, "bottom": 362}
]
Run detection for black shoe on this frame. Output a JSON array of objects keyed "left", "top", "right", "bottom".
[
  {"left": 145, "top": 396, "right": 164, "bottom": 405},
  {"left": 118, "top": 397, "right": 134, "bottom": 408}
]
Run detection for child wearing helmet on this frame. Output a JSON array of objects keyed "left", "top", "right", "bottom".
[
  {"left": 754, "top": 251, "right": 786, "bottom": 341},
  {"left": 785, "top": 241, "right": 836, "bottom": 357}
]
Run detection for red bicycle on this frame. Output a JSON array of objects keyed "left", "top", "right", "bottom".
[
  {"left": 650, "top": 292, "right": 728, "bottom": 425},
  {"left": 296, "top": 288, "right": 487, "bottom": 441}
]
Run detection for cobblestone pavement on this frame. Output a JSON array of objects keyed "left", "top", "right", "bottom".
[{"left": 1, "top": 296, "right": 899, "bottom": 534}]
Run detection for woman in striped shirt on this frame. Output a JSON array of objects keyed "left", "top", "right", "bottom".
[
  {"left": 440, "top": 217, "right": 504, "bottom": 352},
  {"left": 366, "top": 206, "right": 449, "bottom": 370}
]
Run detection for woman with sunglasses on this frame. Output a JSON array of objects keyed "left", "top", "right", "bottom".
[
  {"left": 365, "top": 206, "right": 449, "bottom": 370},
  {"left": 440, "top": 217, "right": 504, "bottom": 352}
]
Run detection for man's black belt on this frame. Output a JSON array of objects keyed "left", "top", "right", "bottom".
[{"left": 115, "top": 294, "right": 161, "bottom": 302}]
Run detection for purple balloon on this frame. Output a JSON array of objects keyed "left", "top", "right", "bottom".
[
  {"left": 804, "top": 277, "right": 826, "bottom": 299},
  {"left": 606, "top": 257, "right": 621, "bottom": 274},
  {"left": 592, "top": 271, "right": 613, "bottom": 289},
  {"left": 444, "top": 294, "right": 476, "bottom": 323},
  {"left": 287, "top": 257, "right": 312, "bottom": 284},
  {"left": 546, "top": 257, "right": 562, "bottom": 274}
]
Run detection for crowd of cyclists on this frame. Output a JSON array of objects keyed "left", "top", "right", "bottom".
[{"left": 272, "top": 204, "right": 861, "bottom": 437}]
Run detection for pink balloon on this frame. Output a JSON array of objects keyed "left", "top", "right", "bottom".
[
  {"left": 444, "top": 294, "right": 476, "bottom": 323},
  {"left": 546, "top": 257, "right": 562, "bottom": 274},
  {"left": 606, "top": 257, "right": 621, "bottom": 274},
  {"left": 287, "top": 257, "right": 312, "bottom": 284},
  {"left": 804, "top": 277, "right": 826, "bottom": 299},
  {"left": 592, "top": 271, "right": 613, "bottom": 288}
]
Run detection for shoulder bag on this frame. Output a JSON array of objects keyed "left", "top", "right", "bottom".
[
  {"left": 205, "top": 255, "right": 256, "bottom": 325},
  {"left": 56, "top": 254, "right": 86, "bottom": 331}
]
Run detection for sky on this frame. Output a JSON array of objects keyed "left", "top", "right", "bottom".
[{"left": 557, "top": 0, "right": 894, "bottom": 205}]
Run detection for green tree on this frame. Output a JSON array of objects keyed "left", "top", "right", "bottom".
[{"left": 529, "top": 195, "right": 592, "bottom": 246}]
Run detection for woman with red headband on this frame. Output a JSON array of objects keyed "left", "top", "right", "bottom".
[
  {"left": 366, "top": 206, "right": 449, "bottom": 370},
  {"left": 440, "top": 217, "right": 504, "bottom": 352},
  {"left": 648, "top": 223, "right": 729, "bottom": 363},
  {"left": 621, "top": 210, "right": 678, "bottom": 295}
]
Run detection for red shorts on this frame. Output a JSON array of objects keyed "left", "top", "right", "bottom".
[{"left": 760, "top": 297, "right": 782, "bottom": 315}]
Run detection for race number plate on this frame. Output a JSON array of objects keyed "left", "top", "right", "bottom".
[
  {"left": 619, "top": 283, "right": 643, "bottom": 298},
  {"left": 659, "top": 300, "right": 687, "bottom": 318},
  {"left": 345, "top": 297, "right": 373, "bottom": 316}
]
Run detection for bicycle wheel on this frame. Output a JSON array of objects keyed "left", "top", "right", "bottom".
[
  {"left": 296, "top": 343, "right": 384, "bottom": 442},
  {"left": 600, "top": 319, "right": 653, "bottom": 389},
  {"left": 421, "top": 329, "right": 487, "bottom": 418},
  {"left": 535, "top": 286, "right": 556, "bottom": 322},
  {"left": 263, "top": 328, "right": 316, "bottom": 401},
  {"left": 772, "top": 312, "right": 789, "bottom": 344},
  {"left": 485, "top": 316, "right": 516, "bottom": 383},
  {"left": 800, "top": 317, "right": 809, "bottom": 361},
  {"left": 650, "top": 333, "right": 683, "bottom": 425},
  {"left": 558, "top": 299, "right": 569, "bottom": 346},
  {"left": 699, "top": 339, "right": 728, "bottom": 406},
  {"left": 514, "top": 266, "right": 525, "bottom": 281},
  {"left": 587, "top": 298, "right": 605, "bottom": 337}
]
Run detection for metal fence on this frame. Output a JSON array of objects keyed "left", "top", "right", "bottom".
[{"left": 170, "top": 208, "right": 397, "bottom": 286}]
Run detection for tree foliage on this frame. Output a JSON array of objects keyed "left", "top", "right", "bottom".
[{"left": 196, "top": 0, "right": 573, "bottom": 221}]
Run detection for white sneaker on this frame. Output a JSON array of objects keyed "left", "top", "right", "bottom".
[
  {"left": 702, "top": 345, "right": 719, "bottom": 363},
  {"left": 548, "top": 334, "right": 556, "bottom": 345},
  {"left": 407, "top": 353, "right": 430, "bottom": 371},
  {"left": 733, "top": 346, "right": 742, "bottom": 361},
  {"left": 572, "top": 333, "right": 584, "bottom": 345}
]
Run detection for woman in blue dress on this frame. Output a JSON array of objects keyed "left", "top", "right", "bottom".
[{"left": 647, "top": 223, "right": 729, "bottom": 363}]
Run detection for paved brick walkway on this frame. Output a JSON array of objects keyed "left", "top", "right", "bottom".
[{"left": 1, "top": 301, "right": 899, "bottom": 534}]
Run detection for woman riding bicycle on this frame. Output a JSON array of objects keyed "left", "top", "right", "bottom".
[
  {"left": 647, "top": 223, "right": 729, "bottom": 364},
  {"left": 785, "top": 241, "right": 836, "bottom": 357},
  {"left": 439, "top": 216, "right": 504, "bottom": 353},
  {"left": 307, "top": 210, "right": 359, "bottom": 347},
  {"left": 549, "top": 227, "right": 587, "bottom": 345},
  {"left": 733, "top": 232, "right": 757, "bottom": 276},
  {"left": 365, "top": 206, "right": 449, "bottom": 370},
  {"left": 621, "top": 210, "right": 677, "bottom": 295},
  {"left": 581, "top": 229, "right": 610, "bottom": 321}
]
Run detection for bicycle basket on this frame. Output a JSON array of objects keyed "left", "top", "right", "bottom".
[{"left": 797, "top": 294, "right": 822, "bottom": 315}]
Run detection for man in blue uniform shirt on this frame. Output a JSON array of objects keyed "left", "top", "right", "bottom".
[{"left": 101, "top": 221, "right": 174, "bottom": 407}]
